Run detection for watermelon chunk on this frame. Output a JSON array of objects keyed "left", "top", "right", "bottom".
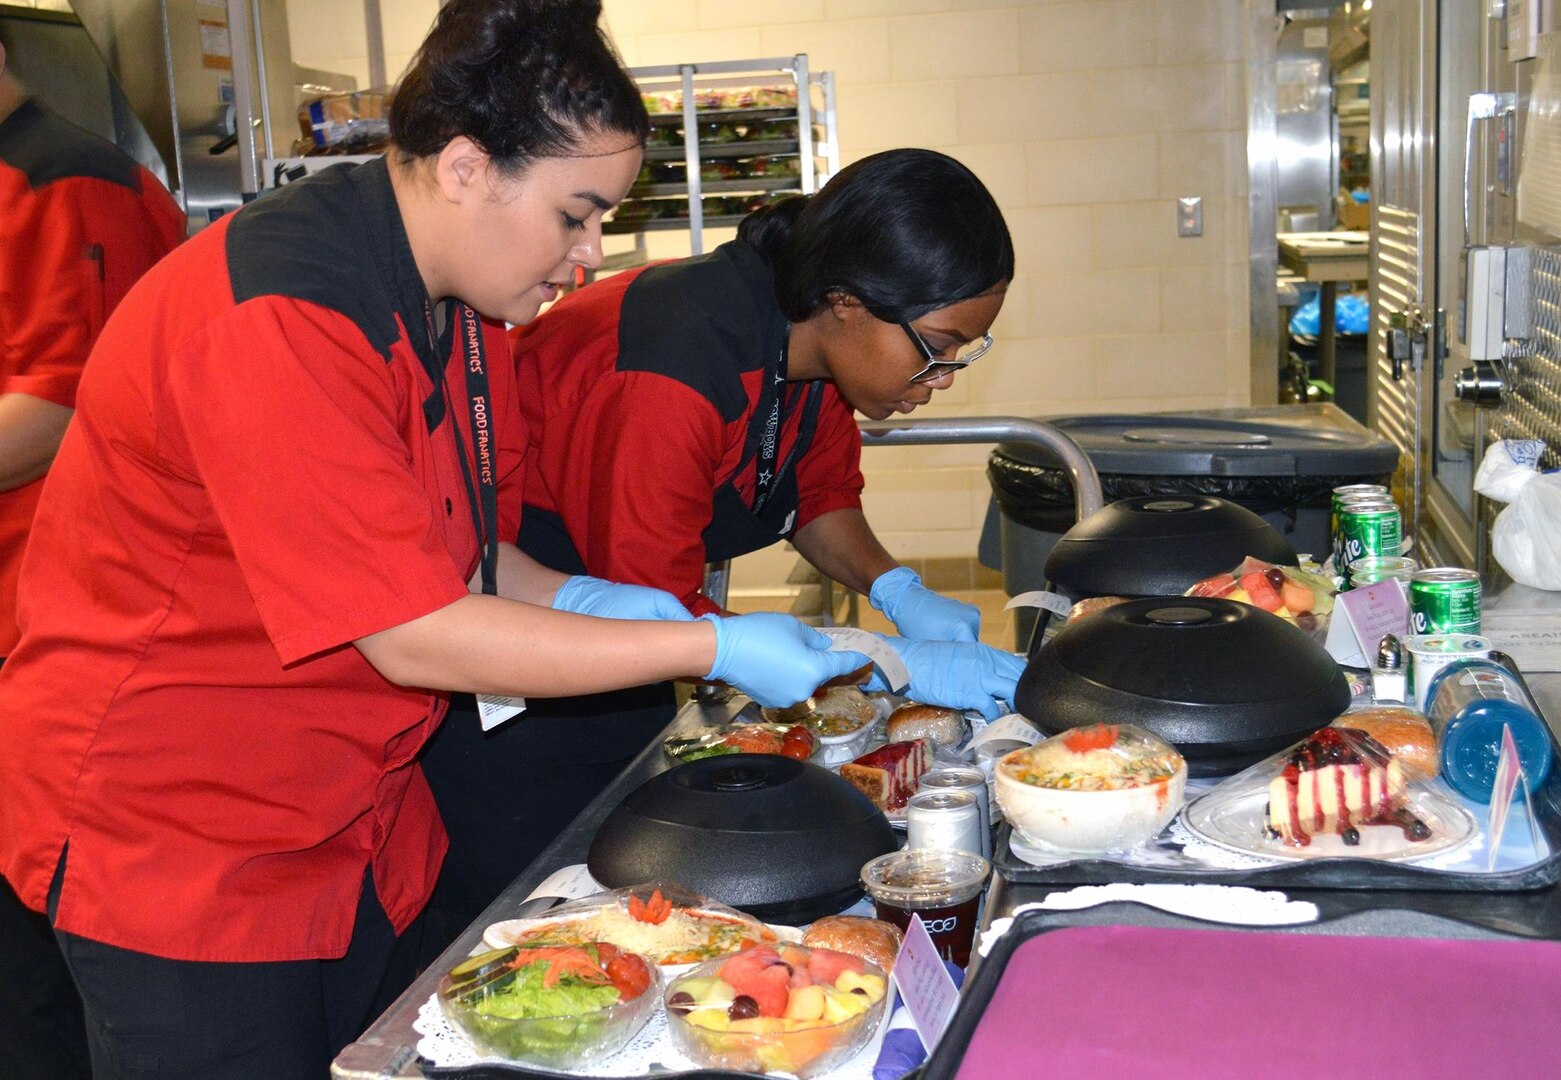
[
  {"left": 1239, "top": 571, "right": 1284, "bottom": 612},
  {"left": 720, "top": 946, "right": 792, "bottom": 1017},
  {"left": 806, "top": 947, "right": 866, "bottom": 986}
]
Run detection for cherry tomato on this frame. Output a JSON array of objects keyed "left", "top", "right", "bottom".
[{"left": 605, "top": 952, "right": 651, "bottom": 1000}]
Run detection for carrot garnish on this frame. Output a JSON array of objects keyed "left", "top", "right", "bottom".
[{"left": 628, "top": 887, "right": 672, "bottom": 925}]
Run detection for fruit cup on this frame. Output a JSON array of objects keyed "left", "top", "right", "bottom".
[{"left": 664, "top": 944, "right": 889, "bottom": 1077}]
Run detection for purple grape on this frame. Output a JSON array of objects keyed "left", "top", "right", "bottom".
[{"left": 728, "top": 995, "right": 760, "bottom": 1020}]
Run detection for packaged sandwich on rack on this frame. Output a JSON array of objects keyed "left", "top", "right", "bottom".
[
  {"left": 1187, "top": 556, "right": 1337, "bottom": 643},
  {"left": 642, "top": 90, "right": 682, "bottom": 114},
  {"left": 295, "top": 89, "right": 391, "bottom": 153},
  {"left": 1181, "top": 724, "right": 1476, "bottom": 863}
]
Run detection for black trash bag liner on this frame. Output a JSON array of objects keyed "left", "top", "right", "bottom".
[{"left": 987, "top": 449, "right": 1393, "bottom": 536}]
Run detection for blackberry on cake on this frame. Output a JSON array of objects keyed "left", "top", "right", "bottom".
[{"left": 1265, "top": 727, "right": 1432, "bottom": 848}]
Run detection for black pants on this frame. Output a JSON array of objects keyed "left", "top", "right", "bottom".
[
  {"left": 0, "top": 874, "right": 91, "bottom": 1080},
  {"left": 417, "top": 685, "right": 674, "bottom": 965},
  {"left": 52, "top": 867, "right": 418, "bottom": 1080}
]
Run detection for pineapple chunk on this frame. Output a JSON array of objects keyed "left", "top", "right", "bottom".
[
  {"left": 834, "top": 969, "right": 887, "bottom": 1002},
  {"left": 784, "top": 983, "right": 827, "bottom": 1022},
  {"left": 685, "top": 1007, "right": 731, "bottom": 1031},
  {"left": 821, "top": 985, "right": 872, "bottom": 1024}
]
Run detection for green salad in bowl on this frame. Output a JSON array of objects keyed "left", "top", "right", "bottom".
[{"left": 437, "top": 942, "right": 660, "bottom": 1068}]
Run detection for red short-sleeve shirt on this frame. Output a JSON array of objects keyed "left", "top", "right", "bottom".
[
  {"left": 0, "top": 100, "right": 186, "bottom": 656},
  {"left": 0, "top": 159, "right": 525, "bottom": 961},
  {"left": 512, "top": 241, "right": 864, "bottom": 615}
]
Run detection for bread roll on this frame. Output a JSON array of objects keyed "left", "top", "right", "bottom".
[
  {"left": 887, "top": 703, "right": 966, "bottom": 749},
  {"left": 1333, "top": 707, "right": 1438, "bottom": 781},
  {"left": 802, "top": 916, "right": 903, "bottom": 973}
]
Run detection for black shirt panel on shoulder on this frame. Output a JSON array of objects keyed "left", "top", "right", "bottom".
[
  {"left": 225, "top": 158, "right": 449, "bottom": 430},
  {"left": 0, "top": 99, "right": 141, "bottom": 192},
  {"left": 224, "top": 160, "right": 407, "bottom": 360},
  {"left": 615, "top": 240, "right": 788, "bottom": 424}
]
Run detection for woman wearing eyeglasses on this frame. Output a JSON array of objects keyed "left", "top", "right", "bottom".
[{"left": 417, "top": 148, "right": 1019, "bottom": 945}]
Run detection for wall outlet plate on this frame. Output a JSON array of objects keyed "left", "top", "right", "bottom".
[{"left": 1177, "top": 196, "right": 1204, "bottom": 237}]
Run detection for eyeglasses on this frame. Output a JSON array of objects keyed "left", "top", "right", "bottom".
[{"left": 901, "top": 322, "right": 995, "bottom": 385}]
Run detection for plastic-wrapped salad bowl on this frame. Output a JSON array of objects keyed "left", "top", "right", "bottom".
[{"left": 436, "top": 942, "right": 660, "bottom": 1068}]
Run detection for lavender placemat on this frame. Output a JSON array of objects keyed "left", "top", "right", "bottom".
[{"left": 956, "top": 925, "right": 1561, "bottom": 1079}]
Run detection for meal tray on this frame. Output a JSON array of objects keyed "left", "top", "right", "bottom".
[
  {"left": 920, "top": 903, "right": 1561, "bottom": 1080},
  {"left": 994, "top": 719, "right": 1561, "bottom": 892}
]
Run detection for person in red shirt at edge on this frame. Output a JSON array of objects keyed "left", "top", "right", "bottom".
[
  {"left": 0, "top": 3, "right": 873, "bottom": 1077},
  {"left": 417, "top": 148, "right": 1025, "bottom": 950},
  {"left": 0, "top": 33, "right": 186, "bottom": 1080}
]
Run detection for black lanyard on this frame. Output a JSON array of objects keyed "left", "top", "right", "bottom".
[
  {"left": 426, "top": 301, "right": 499, "bottom": 596},
  {"left": 750, "top": 341, "right": 797, "bottom": 517}
]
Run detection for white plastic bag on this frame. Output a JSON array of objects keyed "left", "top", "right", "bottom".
[{"left": 1474, "top": 439, "right": 1561, "bottom": 590}]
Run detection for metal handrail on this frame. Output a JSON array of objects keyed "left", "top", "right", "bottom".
[
  {"left": 858, "top": 415, "right": 1105, "bottom": 522},
  {"left": 700, "top": 416, "right": 1103, "bottom": 616}
]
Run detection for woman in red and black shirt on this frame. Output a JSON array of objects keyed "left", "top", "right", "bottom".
[
  {"left": 421, "top": 150, "right": 1023, "bottom": 938},
  {"left": 0, "top": 4, "right": 868, "bottom": 1076},
  {"left": 0, "top": 36, "right": 185, "bottom": 1080}
]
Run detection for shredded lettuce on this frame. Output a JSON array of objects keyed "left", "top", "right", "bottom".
[{"left": 474, "top": 959, "right": 621, "bottom": 1021}]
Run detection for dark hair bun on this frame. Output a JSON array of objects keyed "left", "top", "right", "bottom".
[
  {"left": 736, "top": 195, "right": 808, "bottom": 260},
  {"left": 743, "top": 149, "right": 1014, "bottom": 324},
  {"left": 389, "top": 0, "right": 646, "bottom": 169}
]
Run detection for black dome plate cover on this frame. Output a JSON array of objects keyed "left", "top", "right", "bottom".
[
  {"left": 1014, "top": 597, "right": 1349, "bottom": 777},
  {"left": 1043, "top": 495, "right": 1298, "bottom": 599},
  {"left": 588, "top": 755, "right": 897, "bottom": 924}
]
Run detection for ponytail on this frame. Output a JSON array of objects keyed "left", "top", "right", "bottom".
[{"left": 740, "top": 149, "right": 1014, "bottom": 324}]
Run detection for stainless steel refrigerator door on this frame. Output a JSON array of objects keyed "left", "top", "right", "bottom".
[{"left": 1367, "top": 0, "right": 1439, "bottom": 560}]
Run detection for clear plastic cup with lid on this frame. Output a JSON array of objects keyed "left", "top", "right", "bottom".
[{"left": 860, "top": 849, "right": 990, "bottom": 967}]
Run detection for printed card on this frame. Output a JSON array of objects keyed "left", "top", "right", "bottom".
[{"left": 891, "top": 914, "right": 962, "bottom": 1052}]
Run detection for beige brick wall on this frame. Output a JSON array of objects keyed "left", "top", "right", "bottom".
[{"left": 287, "top": 0, "right": 1254, "bottom": 590}]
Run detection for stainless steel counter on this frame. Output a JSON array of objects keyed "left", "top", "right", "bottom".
[{"left": 336, "top": 675, "right": 1561, "bottom": 1077}]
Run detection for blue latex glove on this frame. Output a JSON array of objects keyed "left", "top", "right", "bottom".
[
  {"left": 863, "top": 636, "right": 1023, "bottom": 720},
  {"left": 869, "top": 566, "right": 980, "bottom": 642},
  {"left": 700, "top": 612, "right": 873, "bottom": 708},
  {"left": 551, "top": 575, "right": 693, "bottom": 622}
]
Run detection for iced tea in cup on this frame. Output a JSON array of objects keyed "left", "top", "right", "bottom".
[{"left": 861, "top": 849, "right": 990, "bottom": 967}]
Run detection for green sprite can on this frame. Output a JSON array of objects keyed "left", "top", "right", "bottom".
[
  {"left": 1337, "top": 501, "right": 1402, "bottom": 569},
  {"left": 1409, "top": 568, "right": 1482, "bottom": 636},
  {"left": 1331, "top": 486, "right": 1390, "bottom": 569},
  {"left": 1348, "top": 555, "right": 1418, "bottom": 589}
]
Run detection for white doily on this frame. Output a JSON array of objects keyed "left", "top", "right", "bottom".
[
  {"left": 977, "top": 883, "right": 1320, "bottom": 958},
  {"left": 1004, "top": 816, "right": 1283, "bottom": 873},
  {"left": 1163, "top": 816, "right": 1287, "bottom": 870},
  {"left": 415, "top": 991, "right": 891, "bottom": 1079}
]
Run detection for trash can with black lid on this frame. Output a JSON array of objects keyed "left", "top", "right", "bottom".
[{"left": 979, "top": 403, "right": 1399, "bottom": 618}]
